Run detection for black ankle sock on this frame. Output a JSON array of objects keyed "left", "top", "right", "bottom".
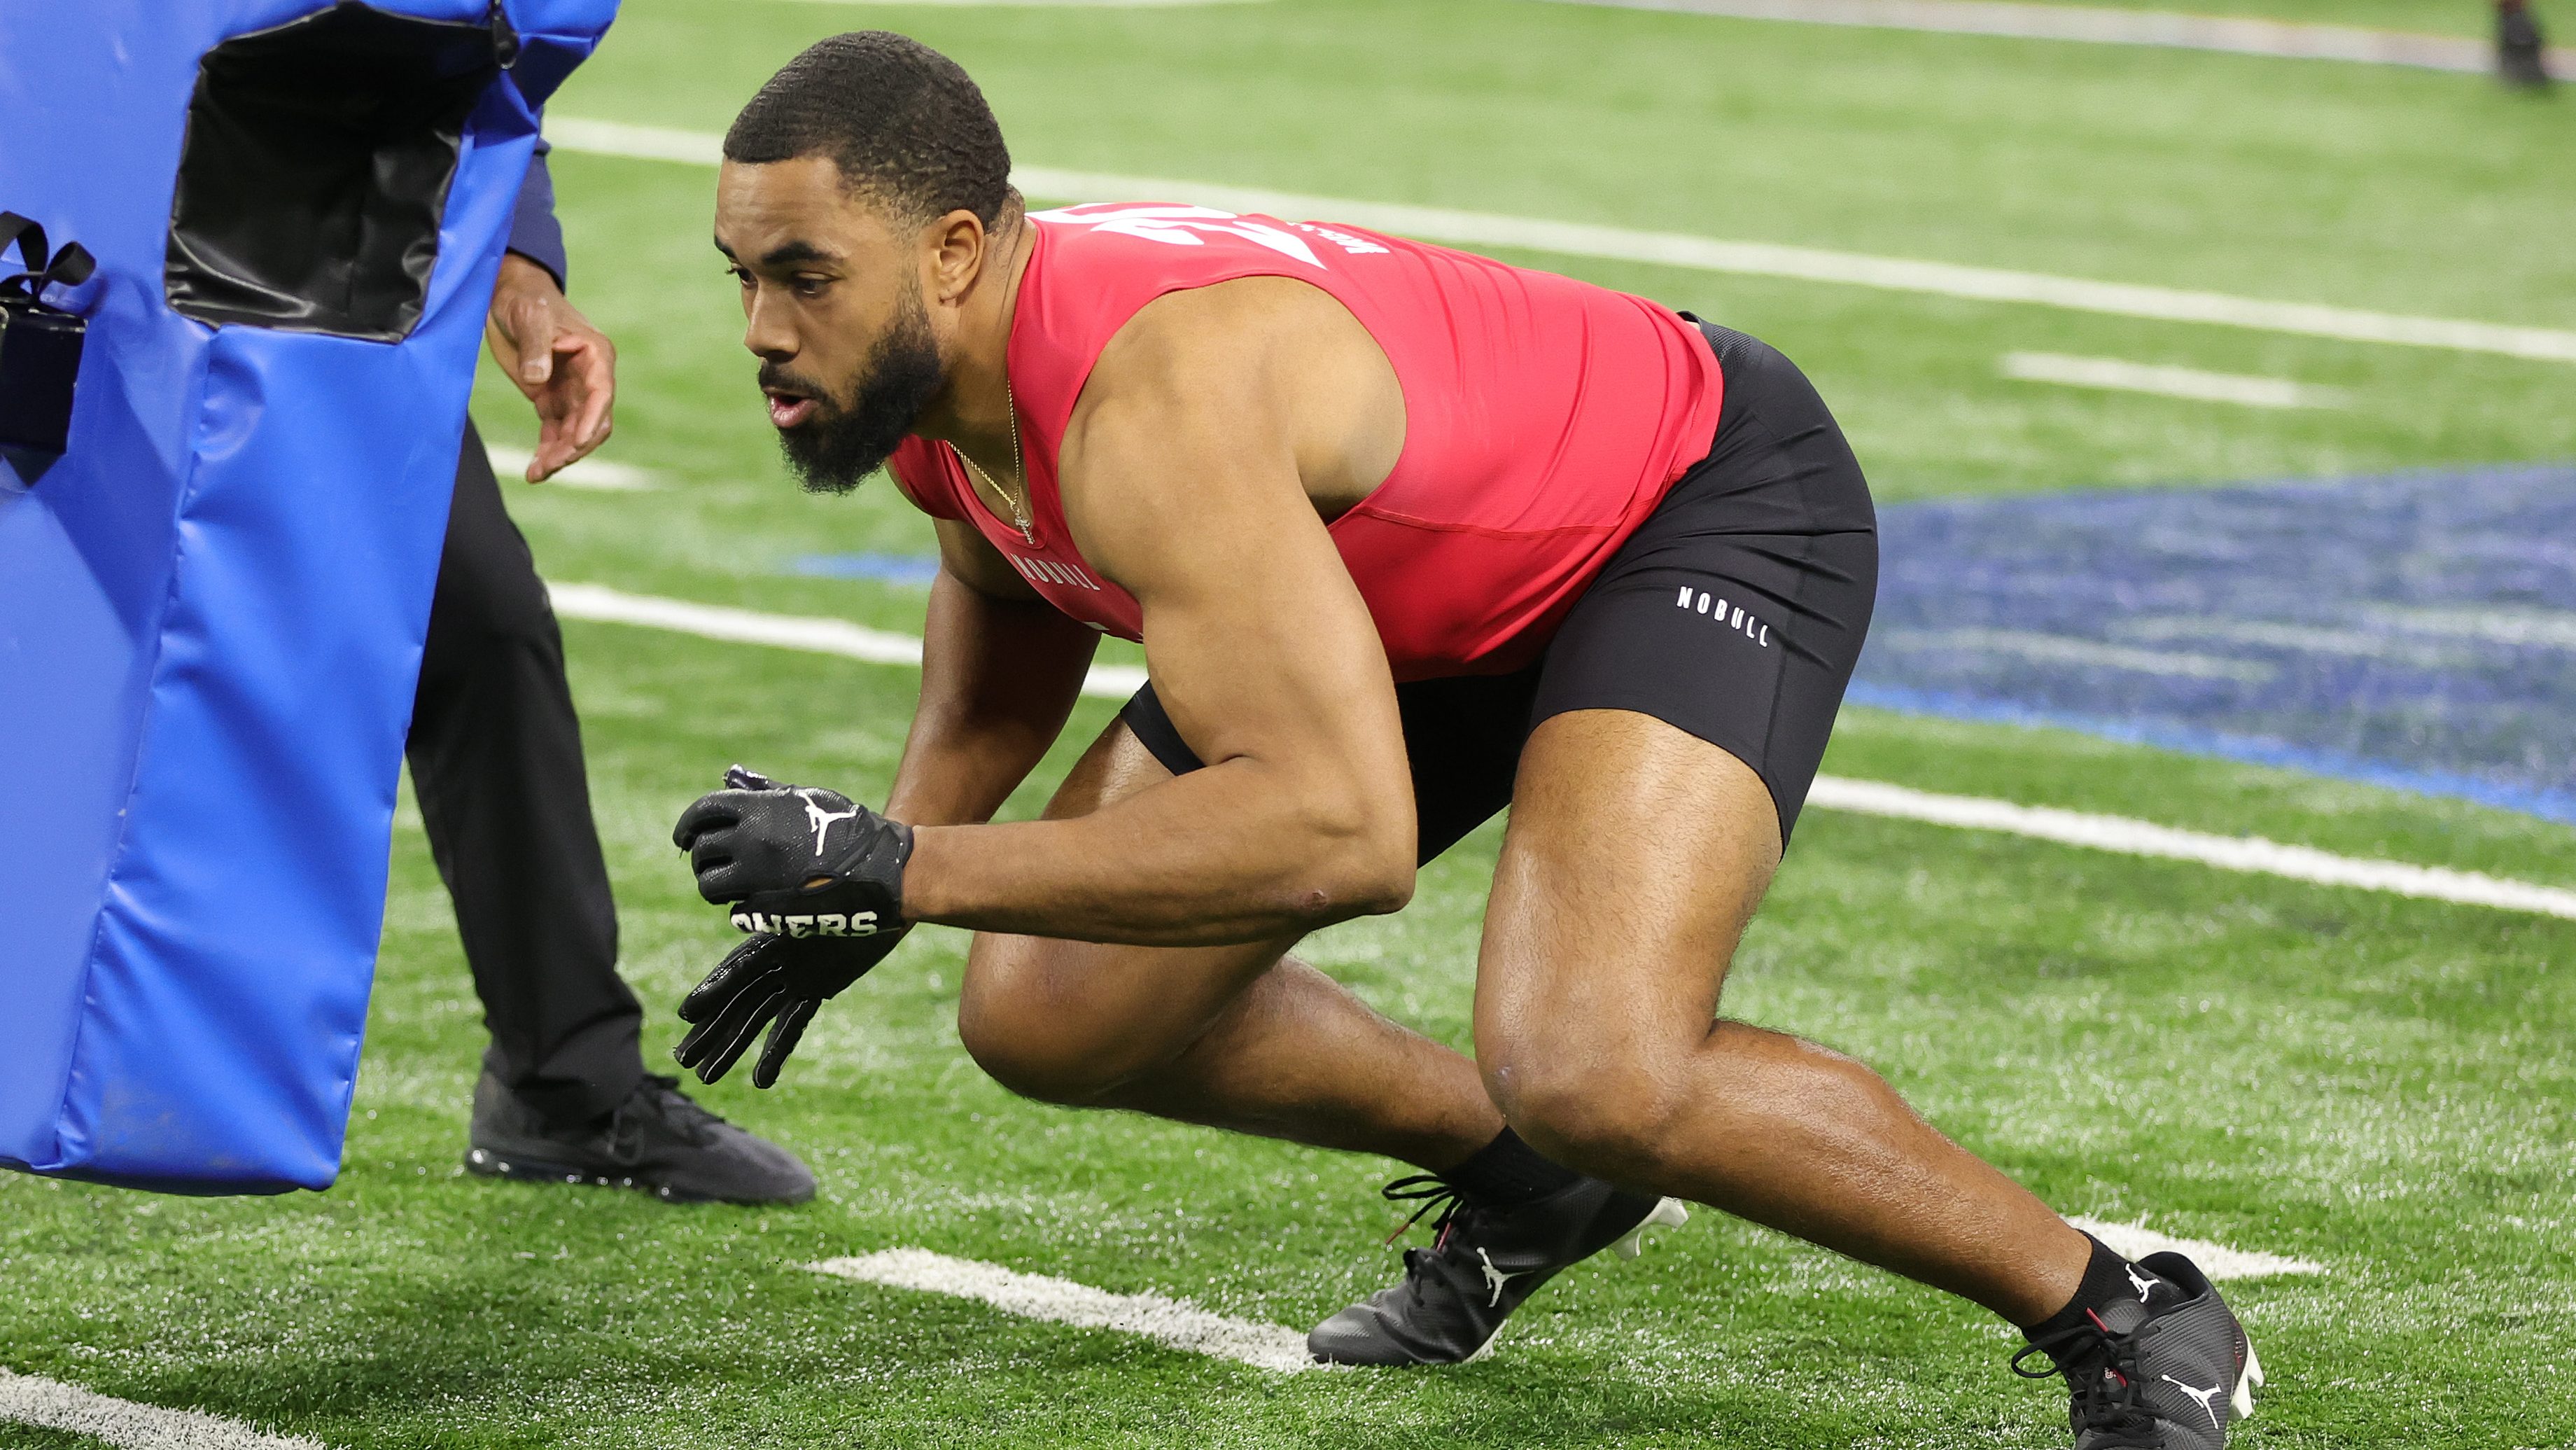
[
  {"left": 1440, "top": 1128, "right": 1583, "bottom": 1206},
  {"left": 2019, "top": 1234, "right": 2137, "bottom": 1363}
]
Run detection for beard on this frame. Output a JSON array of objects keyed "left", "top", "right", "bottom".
[{"left": 766, "top": 291, "right": 947, "bottom": 496}]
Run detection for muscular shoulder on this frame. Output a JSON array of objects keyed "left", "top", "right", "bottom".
[
  {"left": 1063, "top": 277, "right": 1403, "bottom": 520},
  {"left": 1084, "top": 278, "right": 1323, "bottom": 414},
  {"left": 1056, "top": 285, "right": 1297, "bottom": 550}
]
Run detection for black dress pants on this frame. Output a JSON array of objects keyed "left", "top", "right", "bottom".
[{"left": 408, "top": 419, "right": 644, "bottom": 1124}]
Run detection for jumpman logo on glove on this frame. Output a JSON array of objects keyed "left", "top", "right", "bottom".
[
  {"left": 673, "top": 765, "right": 911, "bottom": 913},
  {"left": 801, "top": 790, "right": 862, "bottom": 853}
]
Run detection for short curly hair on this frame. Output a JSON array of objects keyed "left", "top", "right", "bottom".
[{"left": 724, "top": 32, "right": 1014, "bottom": 226}]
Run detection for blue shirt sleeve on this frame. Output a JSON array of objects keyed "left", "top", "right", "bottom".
[{"left": 506, "top": 138, "right": 570, "bottom": 291}]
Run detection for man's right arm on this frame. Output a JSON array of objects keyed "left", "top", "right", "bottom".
[{"left": 881, "top": 517, "right": 1100, "bottom": 828}]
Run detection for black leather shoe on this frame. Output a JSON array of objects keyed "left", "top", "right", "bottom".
[{"left": 465, "top": 1071, "right": 816, "bottom": 1204}]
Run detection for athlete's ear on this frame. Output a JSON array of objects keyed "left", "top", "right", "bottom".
[{"left": 925, "top": 208, "right": 989, "bottom": 308}]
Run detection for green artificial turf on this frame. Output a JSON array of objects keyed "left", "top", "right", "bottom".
[
  {"left": 5, "top": 638, "right": 2572, "bottom": 1447},
  {"left": 0, "top": 1430, "right": 115, "bottom": 1450},
  {"left": 6, "top": 1, "right": 2574, "bottom": 1446}
]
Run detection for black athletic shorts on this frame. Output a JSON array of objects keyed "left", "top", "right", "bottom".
[{"left": 1119, "top": 323, "right": 1877, "bottom": 863}]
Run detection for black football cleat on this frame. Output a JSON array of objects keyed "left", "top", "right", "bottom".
[
  {"left": 2499, "top": 3, "right": 2554, "bottom": 88},
  {"left": 1307, "top": 1173, "right": 1688, "bottom": 1366},
  {"left": 465, "top": 1070, "right": 816, "bottom": 1205},
  {"left": 2013, "top": 1251, "right": 2262, "bottom": 1449}
]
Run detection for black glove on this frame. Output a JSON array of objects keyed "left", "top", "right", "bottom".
[
  {"left": 669, "top": 766, "right": 915, "bottom": 1087},
  {"left": 673, "top": 929, "right": 906, "bottom": 1087},
  {"left": 672, "top": 765, "right": 913, "bottom": 939}
]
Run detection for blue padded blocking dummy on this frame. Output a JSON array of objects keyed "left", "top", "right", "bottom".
[{"left": 0, "top": 0, "right": 617, "bottom": 1193}]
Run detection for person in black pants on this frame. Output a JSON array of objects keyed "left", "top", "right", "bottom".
[{"left": 428, "top": 143, "right": 812, "bottom": 1204}]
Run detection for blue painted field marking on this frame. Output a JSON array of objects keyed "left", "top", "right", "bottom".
[
  {"left": 1858, "top": 464, "right": 2576, "bottom": 823},
  {"left": 790, "top": 553, "right": 942, "bottom": 586}
]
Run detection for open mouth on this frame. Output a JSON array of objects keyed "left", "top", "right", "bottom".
[{"left": 764, "top": 389, "right": 818, "bottom": 430}]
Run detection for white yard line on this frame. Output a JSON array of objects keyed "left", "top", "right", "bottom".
[
  {"left": 545, "top": 581, "right": 1152, "bottom": 697},
  {"left": 1532, "top": 0, "right": 2575, "bottom": 75},
  {"left": 2113, "top": 618, "right": 2478, "bottom": 669},
  {"left": 2066, "top": 1218, "right": 2323, "bottom": 1278},
  {"left": 549, "top": 583, "right": 920, "bottom": 671},
  {"left": 543, "top": 117, "right": 2576, "bottom": 366},
  {"left": 1881, "top": 627, "right": 2279, "bottom": 683},
  {"left": 2366, "top": 604, "right": 2576, "bottom": 650},
  {"left": 547, "top": 118, "right": 723, "bottom": 166},
  {"left": 549, "top": 583, "right": 2576, "bottom": 921},
  {"left": 0, "top": 1369, "right": 328, "bottom": 1450},
  {"left": 483, "top": 444, "right": 657, "bottom": 492},
  {"left": 810, "top": 1250, "right": 1317, "bottom": 1372},
  {"left": 1999, "top": 351, "right": 2343, "bottom": 410},
  {"left": 1807, "top": 776, "right": 2576, "bottom": 920},
  {"left": 813, "top": 1223, "right": 2309, "bottom": 1367}
]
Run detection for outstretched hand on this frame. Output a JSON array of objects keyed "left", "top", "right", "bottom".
[{"left": 486, "top": 253, "right": 615, "bottom": 481}]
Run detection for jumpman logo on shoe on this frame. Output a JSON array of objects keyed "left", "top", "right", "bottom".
[
  {"left": 800, "top": 791, "right": 862, "bottom": 853},
  {"left": 1476, "top": 1248, "right": 1525, "bottom": 1309},
  {"left": 2162, "top": 1374, "right": 2225, "bottom": 1431},
  {"left": 2127, "top": 1263, "right": 2160, "bottom": 1302}
]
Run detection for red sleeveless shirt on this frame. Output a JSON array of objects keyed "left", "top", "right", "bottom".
[{"left": 887, "top": 202, "right": 1723, "bottom": 680}]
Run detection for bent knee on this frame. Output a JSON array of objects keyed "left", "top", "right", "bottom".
[
  {"left": 1481, "top": 1047, "right": 1690, "bottom": 1184},
  {"left": 955, "top": 942, "right": 1137, "bottom": 1106}
]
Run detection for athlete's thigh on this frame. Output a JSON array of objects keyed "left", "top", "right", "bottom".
[
  {"left": 1473, "top": 326, "right": 1875, "bottom": 1082},
  {"left": 956, "top": 714, "right": 1300, "bottom": 1087},
  {"left": 1472, "top": 708, "right": 1779, "bottom": 1088}
]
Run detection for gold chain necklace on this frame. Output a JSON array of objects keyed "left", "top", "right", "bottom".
[{"left": 958, "top": 377, "right": 1030, "bottom": 545}]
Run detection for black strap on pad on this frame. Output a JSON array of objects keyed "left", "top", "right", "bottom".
[{"left": 1, "top": 211, "right": 97, "bottom": 302}]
